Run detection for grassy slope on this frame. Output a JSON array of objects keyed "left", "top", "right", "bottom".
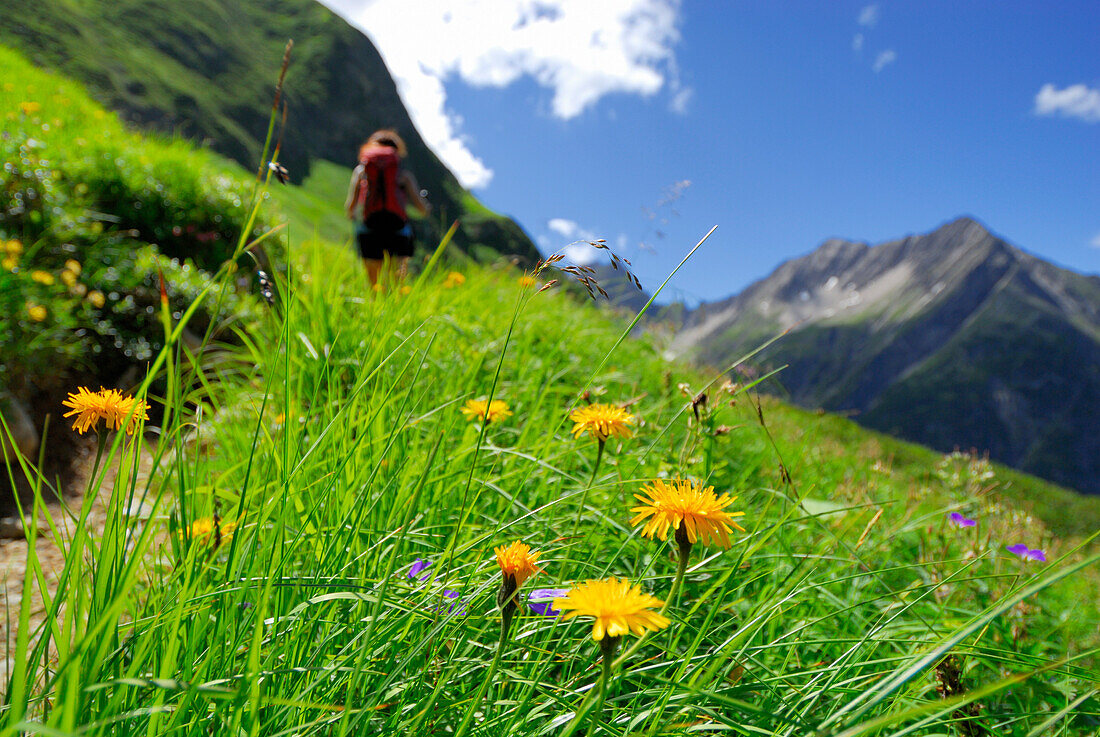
[
  {"left": 11, "top": 242, "right": 1094, "bottom": 735},
  {"left": 3, "top": 48, "right": 1099, "bottom": 736}
]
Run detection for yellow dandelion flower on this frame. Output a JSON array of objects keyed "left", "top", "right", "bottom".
[
  {"left": 2, "top": 255, "right": 17, "bottom": 271},
  {"left": 20, "top": 101, "right": 40, "bottom": 115},
  {"left": 569, "top": 403, "right": 635, "bottom": 443},
  {"left": 62, "top": 386, "right": 150, "bottom": 435},
  {"left": 4, "top": 240, "right": 22, "bottom": 256},
  {"left": 64, "top": 259, "right": 82, "bottom": 275},
  {"left": 494, "top": 540, "right": 543, "bottom": 590},
  {"left": 61, "top": 270, "right": 78, "bottom": 287},
  {"left": 630, "top": 478, "right": 745, "bottom": 549},
  {"left": 518, "top": 274, "right": 537, "bottom": 288},
  {"left": 87, "top": 290, "right": 105, "bottom": 308},
  {"left": 461, "top": 398, "right": 512, "bottom": 424},
  {"left": 400, "top": 284, "right": 412, "bottom": 295},
  {"left": 443, "top": 271, "right": 466, "bottom": 288},
  {"left": 31, "top": 270, "right": 55, "bottom": 285},
  {"left": 26, "top": 303, "right": 47, "bottom": 322},
  {"left": 184, "top": 516, "right": 237, "bottom": 546},
  {"left": 553, "top": 577, "right": 670, "bottom": 641}
]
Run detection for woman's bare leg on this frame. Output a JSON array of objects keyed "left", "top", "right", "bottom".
[{"left": 364, "top": 258, "right": 383, "bottom": 286}]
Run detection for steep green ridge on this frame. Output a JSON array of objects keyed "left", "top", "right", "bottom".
[
  {"left": 0, "top": 0, "right": 540, "bottom": 263},
  {"left": 675, "top": 218, "right": 1100, "bottom": 495}
]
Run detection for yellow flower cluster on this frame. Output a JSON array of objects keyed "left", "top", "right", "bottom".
[
  {"left": 472, "top": 394, "right": 746, "bottom": 648},
  {"left": 492, "top": 541, "right": 668, "bottom": 643},
  {"left": 61, "top": 259, "right": 82, "bottom": 288},
  {"left": 631, "top": 479, "right": 745, "bottom": 549},
  {"left": 184, "top": 516, "right": 237, "bottom": 546},
  {"left": 2, "top": 239, "right": 21, "bottom": 271},
  {"left": 569, "top": 403, "right": 635, "bottom": 443},
  {"left": 443, "top": 271, "right": 466, "bottom": 288},
  {"left": 461, "top": 398, "right": 513, "bottom": 424},
  {"left": 553, "top": 578, "right": 670, "bottom": 641},
  {"left": 2, "top": 242, "right": 85, "bottom": 297},
  {"left": 494, "top": 540, "right": 543, "bottom": 590},
  {"left": 62, "top": 387, "right": 150, "bottom": 435}
]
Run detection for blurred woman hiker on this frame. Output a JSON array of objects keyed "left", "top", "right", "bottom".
[{"left": 345, "top": 129, "right": 430, "bottom": 287}]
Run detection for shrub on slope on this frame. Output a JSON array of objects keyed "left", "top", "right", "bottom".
[{"left": 0, "top": 44, "right": 273, "bottom": 416}]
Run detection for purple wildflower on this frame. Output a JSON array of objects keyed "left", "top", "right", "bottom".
[
  {"left": 1006, "top": 544, "right": 1046, "bottom": 562},
  {"left": 527, "top": 588, "right": 570, "bottom": 616},
  {"left": 948, "top": 512, "right": 977, "bottom": 528},
  {"left": 407, "top": 558, "right": 433, "bottom": 581},
  {"left": 404, "top": 559, "right": 469, "bottom": 615},
  {"left": 439, "top": 589, "right": 468, "bottom": 616}
]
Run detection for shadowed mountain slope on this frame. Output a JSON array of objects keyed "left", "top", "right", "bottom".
[
  {"left": 673, "top": 217, "right": 1100, "bottom": 494},
  {"left": 0, "top": 0, "right": 539, "bottom": 262}
]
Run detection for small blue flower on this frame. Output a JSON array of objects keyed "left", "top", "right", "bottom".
[
  {"left": 527, "top": 588, "right": 570, "bottom": 616},
  {"left": 439, "top": 589, "right": 468, "bottom": 616},
  {"left": 948, "top": 512, "right": 977, "bottom": 528},
  {"left": 405, "top": 558, "right": 469, "bottom": 616},
  {"left": 1006, "top": 544, "right": 1046, "bottom": 562},
  {"left": 407, "top": 558, "right": 433, "bottom": 581}
]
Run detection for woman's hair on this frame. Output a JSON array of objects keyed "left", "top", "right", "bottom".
[{"left": 360, "top": 129, "right": 408, "bottom": 158}]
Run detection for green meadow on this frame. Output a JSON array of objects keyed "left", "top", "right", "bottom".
[{"left": 2, "top": 43, "right": 1099, "bottom": 736}]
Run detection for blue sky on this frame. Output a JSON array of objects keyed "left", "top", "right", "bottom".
[{"left": 321, "top": 1, "right": 1099, "bottom": 303}]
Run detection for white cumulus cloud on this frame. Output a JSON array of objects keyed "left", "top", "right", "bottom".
[
  {"left": 669, "top": 83, "right": 694, "bottom": 114},
  {"left": 1034, "top": 83, "right": 1100, "bottom": 123},
  {"left": 1090, "top": 233, "right": 1100, "bottom": 249},
  {"left": 544, "top": 217, "right": 606, "bottom": 264},
  {"left": 319, "top": 0, "right": 684, "bottom": 188},
  {"left": 858, "top": 4, "right": 880, "bottom": 28},
  {"left": 872, "top": 49, "right": 897, "bottom": 73},
  {"left": 852, "top": 32, "right": 864, "bottom": 52}
]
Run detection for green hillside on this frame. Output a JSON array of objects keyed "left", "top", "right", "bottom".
[
  {"left": 0, "top": 0, "right": 540, "bottom": 263},
  {"left": 2, "top": 42, "right": 1099, "bottom": 737}
]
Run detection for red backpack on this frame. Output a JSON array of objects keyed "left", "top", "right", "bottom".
[{"left": 356, "top": 147, "right": 407, "bottom": 230}]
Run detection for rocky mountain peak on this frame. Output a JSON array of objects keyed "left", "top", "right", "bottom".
[{"left": 672, "top": 217, "right": 1100, "bottom": 495}]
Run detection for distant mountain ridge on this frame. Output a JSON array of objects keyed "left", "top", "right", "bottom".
[
  {"left": 673, "top": 217, "right": 1100, "bottom": 494},
  {"left": 0, "top": 0, "right": 539, "bottom": 262}
]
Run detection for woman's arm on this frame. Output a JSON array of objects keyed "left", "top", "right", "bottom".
[
  {"left": 399, "top": 171, "right": 431, "bottom": 216},
  {"left": 345, "top": 165, "right": 364, "bottom": 219}
]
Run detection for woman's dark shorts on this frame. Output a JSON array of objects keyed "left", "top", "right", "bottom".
[{"left": 356, "top": 221, "right": 415, "bottom": 260}]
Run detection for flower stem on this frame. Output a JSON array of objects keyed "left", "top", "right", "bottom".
[
  {"left": 666, "top": 548, "right": 689, "bottom": 615},
  {"left": 87, "top": 430, "right": 109, "bottom": 495},
  {"left": 613, "top": 539, "right": 690, "bottom": 669},
  {"left": 572, "top": 439, "right": 605, "bottom": 536},
  {"left": 561, "top": 637, "right": 618, "bottom": 737},
  {"left": 591, "top": 646, "right": 615, "bottom": 734},
  {"left": 666, "top": 527, "right": 692, "bottom": 613}
]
